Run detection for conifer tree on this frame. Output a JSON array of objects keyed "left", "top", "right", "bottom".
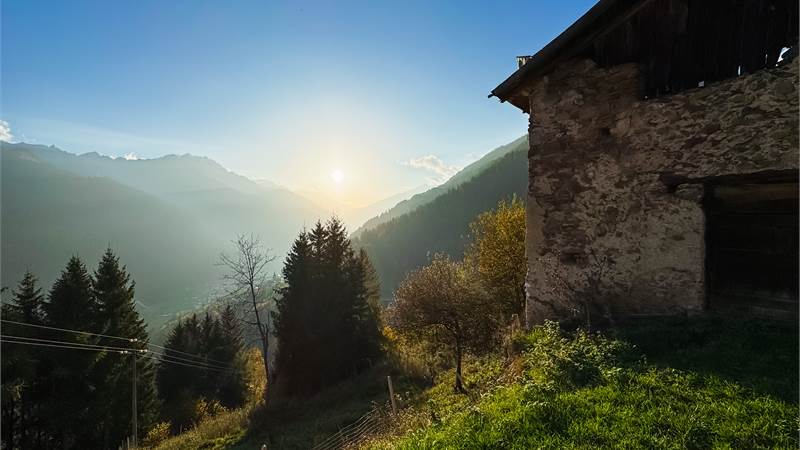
[
  {"left": 40, "top": 256, "right": 102, "bottom": 448},
  {"left": 1, "top": 271, "right": 45, "bottom": 448},
  {"left": 274, "top": 218, "right": 383, "bottom": 395},
  {"left": 217, "top": 304, "right": 246, "bottom": 406},
  {"left": 157, "top": 312, "right": 247, "bottom": 429},
  {"left": 92, "top": 248, "right": 158, "bottom": 448},
  {"left": 351, "top": 249, "right": 383, "bottom": 366},
  {"left": 7, "top": 270, "right": 45, "bottom": 325},
  {"left": 273, "top": 231, "right": 312, "bottom": 392},
  {"left": 157, "top": 316, "right": 199, "bottom": 430}
]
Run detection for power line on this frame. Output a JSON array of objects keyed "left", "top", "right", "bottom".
[
  {"left": 0, "top": 337, "right": 132, "bottom": 354},
  {"left": 0, "top": 334, "right": 142, "bottom": 353},
  {"left": 1, "top": 319, "right": 231, "bottom": 365},
  {"left": 138, "top": 352, "right": 234, "bottom": 373},
  {"left": 1, "top": 338, "right": 234, "bottom": 373},
  {"left": 147, "top": 342, "right": 231, "bottom": 367},
  {"left": 0, "top": 334, "right": 232, "bottom": 370},
  {"left": 2, "top": 319, "right": 138, "bottom": 343},
  {"left": 0, "top": 337, "right": 235, "bottom": 373}
]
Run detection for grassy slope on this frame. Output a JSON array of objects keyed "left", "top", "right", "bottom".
[
  {"left": 151, "top": 315, "right": 797, "bottom": 450},
  {"left": 365, "top": 316, "right": 798, "bottom": 450},
  {"left": 151, "top": 364, "right": 397, "bottom": 450}
]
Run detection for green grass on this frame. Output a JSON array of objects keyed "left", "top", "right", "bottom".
[
  {"left": 383, "top": 370, "right": 796, "bottom": 449},
  {"left": 154, "top": 315, "right": 798, "bottom": 449},
  {"left": 614, "top": 314, "right": 798, "bottom": 403},
  {"left": 366, "top": 317, "right": 799, "bottom": 450}
]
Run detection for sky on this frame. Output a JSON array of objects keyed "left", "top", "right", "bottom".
[{"left": 2, "top": 0, "right": 596, "bottom": 207}]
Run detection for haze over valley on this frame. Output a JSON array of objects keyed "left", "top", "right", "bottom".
[{"left": 1, "top": 136, "right": 525, "bottom": 329}]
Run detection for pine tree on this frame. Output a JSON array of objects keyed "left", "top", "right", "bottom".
[
  {"left": 274, "top": 218, "right": 384, "bottom": 395},
  {"left": 1, "top": 271, "right": 46, "bottom": 448},
  {"left": 273, "top": 231, "right": 313, "bottom": 394},
  {"left": 40, "top": 256, "right": 102, "bottom": 448},
  {"left": 157, "top": 317, "right": 197, "bottom": 430},
  {"left": 219, "top": 304, "right": 243, "bottom": 350},
  {"left": 351, "top": 249, "right": 383, "bottom": 368},
  {"left": 7, "top": 270, "right": 45, "bottom": 325},
  {"left": 157, "top": 311, "right": 247, "bottom": 429},
  {"left": 217, "top": 305, "right": 246, "bottom": 407},
  {"left": 92, "top": 248, "right": 159, "bottom": 448}
]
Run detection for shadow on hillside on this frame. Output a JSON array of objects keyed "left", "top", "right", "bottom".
[
  {"left": 235, "top": 363, "right": 395, "bottom": 450},
  {"left": 612, "top": 313, "right": 798, "bottom": 404}
]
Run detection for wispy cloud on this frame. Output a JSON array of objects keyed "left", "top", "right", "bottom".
[
  {"left": 123, "top": 152, "right": 139, "bottom": 160},
  {"left": 0, "top": 120, "right": 14, "bottom": 142},
  {"left": 404, "top": 155, "right": 459, "bottom": 184}
]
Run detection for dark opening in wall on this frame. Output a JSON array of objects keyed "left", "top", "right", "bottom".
[{"left": 706, "top": 182, "right": 798, "bottom": 316}]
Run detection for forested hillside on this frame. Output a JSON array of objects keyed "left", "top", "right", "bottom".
[
  {"left": 351, "top": 136, "right": 527, "bottom": 238},
  {"left": 1, "top": 142, "right": 325, "bottom": 328},
  {"left": 355, "top": 144, "right": 527, "bottom": 297}
]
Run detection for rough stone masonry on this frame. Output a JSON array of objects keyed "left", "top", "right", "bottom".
[{"left": 524, "top": 59, "right": 798, "bottom": 324}]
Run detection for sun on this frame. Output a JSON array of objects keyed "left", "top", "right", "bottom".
[{"left": 330, "top": 169, "right": 345, "bottom": 184}]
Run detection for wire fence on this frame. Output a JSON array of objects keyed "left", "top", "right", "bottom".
[{"left": 311, "top": 403, "right": 392, "bottom": 450}]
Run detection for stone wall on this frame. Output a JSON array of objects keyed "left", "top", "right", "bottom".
[{"left": 524, "top": 58, "right": 799, "bottom": 325}]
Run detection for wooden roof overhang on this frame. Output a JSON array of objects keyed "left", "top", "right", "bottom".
[{"left": 491, "top": 0, "right": 799, "bottom": 113}]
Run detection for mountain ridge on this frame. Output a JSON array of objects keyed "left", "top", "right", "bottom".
[
  {"left": 0, "top": 141, "right": 326, "bottom": 328},
  {"left": 351, "top": 135, "right": 527, "bottom": 237},
  {"left": 353, "top": 135, "right": 529, "bottom": 297}
]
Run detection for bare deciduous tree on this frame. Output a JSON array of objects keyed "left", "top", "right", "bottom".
[{"left": 219, "top": 234, "right": 275, "bottom": 402}]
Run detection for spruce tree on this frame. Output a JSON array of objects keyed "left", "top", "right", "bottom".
[
  {"left": 351, "top": 249, "right": 383, "bottom": 368},
  {"left": 7, "top": 270, "right": 45, "bottom": 324},
  {"left": 93, "top": 248, "right": 158, "bottom": 448},
  {"left": 274, "top": 230, "right": 313, "bottom": 394},
  {"left": 157, "top": 311, "right": 247, "bottom": 428},
  {"left": 40, "top": 256, "right": 101, "bottom": 448},
  {"left": 274, "top": 218, "right": 383, "bottom": 395},
  {"left": 217, "top": 305, "right": 246, "bottom": 406},
  {"left": 157, "top": 317, "right": 197, "bottom": 430},
  {"left": 1, "top": 271, "right": 46, "bottom": 448}
]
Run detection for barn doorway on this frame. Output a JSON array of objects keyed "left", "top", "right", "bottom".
[{"left": 706, "top": 181, "right": 798, "bottom": 316}]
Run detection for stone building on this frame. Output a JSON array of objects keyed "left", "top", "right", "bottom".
[{"left": 491, "top": 0, "right": 799, "bottom": 324}]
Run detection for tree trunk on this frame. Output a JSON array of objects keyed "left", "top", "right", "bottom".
[
  {"left": 519, "top": 282, "right": 528, "bottom": 330},
  {"left": 249, "top": 280, "right": 271, "bottom": 404},
  {"left": 454, "top": 339, "right": 465, "bottom": 393},
  {"left": 261, "top": 333, "right": 271, "bottom": 404}
]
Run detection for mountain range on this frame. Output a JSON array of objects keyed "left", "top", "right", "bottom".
[
  {"left": 1, "top": 135, "right": 527, "bottom": 327},
  {"left": 1, "top": 142, "right": 327, "bottom": 328}
]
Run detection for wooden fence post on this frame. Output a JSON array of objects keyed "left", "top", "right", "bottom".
[{"left": 387, "top": 375, "right": 398, "bottom": 414}]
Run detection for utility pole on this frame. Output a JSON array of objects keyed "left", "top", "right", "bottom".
[{"left": 132, "top": 352, "right": 138, "bottom": 448}]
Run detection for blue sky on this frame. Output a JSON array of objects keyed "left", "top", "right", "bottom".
[{"left": 2, "top": 0, "right": 595, "bottom": 205}]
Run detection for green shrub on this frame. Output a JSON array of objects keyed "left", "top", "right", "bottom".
[{"left": 518, "top": 321, "right": 640, "bottom": 392}]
